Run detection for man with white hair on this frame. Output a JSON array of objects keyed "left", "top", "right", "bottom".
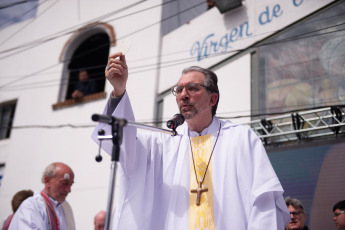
[{"left": 9, "top": 162, "right": 75, "bottom": 230}]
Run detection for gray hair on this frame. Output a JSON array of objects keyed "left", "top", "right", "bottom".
[
  {"left": 41, "top": 162, "right": 57, "bottom": 183},
  {"left": 182, "top": 66, "right": 220, "bottom": 116},
  {"left": 285, "top": 196, "right": 305, "bottom": 213}
]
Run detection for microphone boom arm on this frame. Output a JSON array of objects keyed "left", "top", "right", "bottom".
[{"left": 92, "top": 114, "right": 178, "bottom": 137}]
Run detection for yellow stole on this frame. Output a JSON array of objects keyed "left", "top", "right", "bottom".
[{"left": 189, "top": 134, "right": 215, "bottom": 230}]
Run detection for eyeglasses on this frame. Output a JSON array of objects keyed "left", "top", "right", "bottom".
[
  {"left": 290, "top": 211, "right": 304, "bottom": 217},
  {"left": 171, "top": 83, "right": 212, "bottom": 96},
  {"left": 334, "top": 211, "right": 345, "bottom": 217}
]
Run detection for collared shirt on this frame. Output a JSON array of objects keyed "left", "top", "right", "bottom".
[{"left": 9, "top": 191, "right": 73, "bottom": 230}]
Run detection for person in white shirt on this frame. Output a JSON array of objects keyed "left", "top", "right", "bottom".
[
  {"left": 92, "top": 52, "right": 290, "bottom": 230},
  {"left": 9, "top": 162, "right": 75, "bottom": 230}
]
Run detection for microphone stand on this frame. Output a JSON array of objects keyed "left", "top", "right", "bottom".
[{"left": 92, "top": 114, "right": 178, "bottom": 230}]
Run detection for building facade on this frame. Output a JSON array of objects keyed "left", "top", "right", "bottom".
[{"left": 0, "top": 0, "right": 344, "bottom": 229}]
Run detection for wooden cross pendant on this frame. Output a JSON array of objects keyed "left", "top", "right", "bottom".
[{"left": 191, "top": 181, "right": 208, "bottom": 206}]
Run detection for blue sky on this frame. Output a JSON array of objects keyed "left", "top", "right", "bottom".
[{"left": 0, "top": 0, "right": 38, "bottom": 29}]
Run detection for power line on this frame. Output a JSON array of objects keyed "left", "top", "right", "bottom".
[
  {"left": 260, "top": 21, "right": 345, "bottom": 47},
  {"left": 1, "top": 0, "right": 343, "bottom": 57},
  {"left": 0, "top": 0, "right": 172, "bottom": 55},
  {"left": 0, "top": 0, "right": 340, "bottom": 57},
  {"left": 0, "top": 0, "right": 202, "bottom": 64},
  {"left": 0, "top": 1, "right": 344, "bottom": 90},
  {"left": 0, "top": 2, "right": 344, "bottom": 131},
  {"left": 0, "top": 1, "right": 210, "bottom": 89},
  {"left": 1, "top": 25, "right": 345, "bottom": 91},
  {"left": 0, "top": 0, "right": 51, "bottom": 43},
  {"left": 2, "top": 103, "right": 344, "bottom": 131},
  {"left": 0, "top": 63, "right": 61, "bottom": 89},
  {"left": 10, "top": 124, "right": 95, "bottom": 129}
]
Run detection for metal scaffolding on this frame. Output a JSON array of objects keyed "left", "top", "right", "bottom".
[{"left": 244, "top": 106, "right": 345, "bottom": 145}]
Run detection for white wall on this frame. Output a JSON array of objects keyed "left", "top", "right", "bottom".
[
  {"left": 214, "top": 54, "right": 251, "bottom": 124},
  {"left": 0, "top": 1, "right": 162, "bottom": 229}
]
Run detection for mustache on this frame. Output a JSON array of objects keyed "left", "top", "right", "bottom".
[{"left": 180, "top": 102, "right": 194, "bottom": 109}]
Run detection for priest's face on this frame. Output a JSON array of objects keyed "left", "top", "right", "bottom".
[
  {"left": 176, "top": 71, "right": 215, "bottom": 120},
  {"left": 45, "top": 163, "right": 74, "bottom": 203},
  {"left": 286, "top": 205, "right": 306, "bottom": 230}
]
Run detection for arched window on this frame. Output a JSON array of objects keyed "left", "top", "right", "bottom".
[{"left": 53, "top": 23, "right": 115, "bottom": 110}]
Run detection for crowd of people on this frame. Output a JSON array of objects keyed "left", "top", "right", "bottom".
[
  {"left": 283, "top": 197, "right": 345, "bottom": 230},
  {"left": 2, "top": 52, "right": 344, "bottom": 229},
  {"left": 2, "top": 180, "right": 343, "bottom": 230}
]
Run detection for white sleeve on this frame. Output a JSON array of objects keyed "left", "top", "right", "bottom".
[
  {"left": 244, "top": 128, "right": 290, "bottom": 229},
  {"left": 9, "top": 198, "right": 47, "bottom": 230},
  {"left": 91, "top": 91, "right": 137, "bottom": 177}
]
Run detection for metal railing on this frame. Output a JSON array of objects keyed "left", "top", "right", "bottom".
[{"left": 243, "top": 106, "right": 345, "bottom": 145}]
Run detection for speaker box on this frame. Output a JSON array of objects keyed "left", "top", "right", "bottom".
[{"left": 214, "top": 0, "right": 242, "bottom": 14}]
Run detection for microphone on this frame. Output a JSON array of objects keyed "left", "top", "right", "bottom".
[
  {"left": 166, "top": 114, "right": 185, "bottom": 129},
  {"left": 92, "top": 114, "right": 127, "bottom": 128},
  {"left": 92, "top": 114, "right": 114, "bottom": 124}
]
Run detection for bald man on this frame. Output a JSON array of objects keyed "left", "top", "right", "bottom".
[
  {"left": 94, "top": 210, "right": 106, "bottom": 230},
  {"left": 9, "top": 162, "right": 75, "bottom": 230}
]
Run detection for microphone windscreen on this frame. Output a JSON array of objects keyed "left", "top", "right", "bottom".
[
  {"left": 92, "top": 114, "right": 100, "bottom": 121},
  {"left": 175, "top": 114, "right": 185, "bottom": 125},
  {"left": 166, "top": 114, "right": 185, "bottom": 129}
]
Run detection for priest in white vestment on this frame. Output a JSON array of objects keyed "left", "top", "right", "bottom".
[{"left": 92, "top": 52, "right": 290, "bottom": 230}]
